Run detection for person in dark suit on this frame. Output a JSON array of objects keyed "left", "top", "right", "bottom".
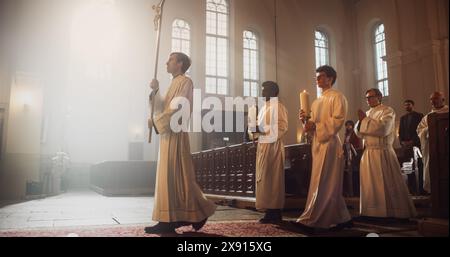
[
  {"left": 342, "top": 120, "right": 362, "bottom": 197},
  {"left": 399, "top": 99, "right": 425, "bottom": 194},
  {"left": 399, "top": 100, "right": 424, "bottom": 149}
]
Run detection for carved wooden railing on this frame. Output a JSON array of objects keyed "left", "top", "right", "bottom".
[
  {"left": 192, "top": 143, "right": 312, "bottom": 198},
  {"left": 192, "top": 142, "right": 256, "bottom": 197}
]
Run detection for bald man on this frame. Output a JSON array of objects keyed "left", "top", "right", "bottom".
[{"left": 417, "top": 92, "right": 449, "bottom": 193}]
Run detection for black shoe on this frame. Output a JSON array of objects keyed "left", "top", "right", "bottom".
[
  {"left": 259, "top": 209, "right": 282, "bottom": 224},
  {"left": 289, "top": 221, "right": 315, "bottom": 234},
  {"left": 192, "top": 218, "right": 208, "bottom": 231},
  {"left": 144, "top": 222, "right": 177, "bottom": 234},
  {"left": 272, "top": 210, "right": 283, "bottom": 223},
  {"left": 259, "top": 217, "right": 272, "bottom": 224},
  {"left": 259, "top": 216, "right": 282, "bottom": 224},
  {"left": 330, "top": 220, "right": 353, "bottom": 231},
  {"left": 353, "top": 216, "right": 379, "bottom": 223},
  {"left": 175, "top": 221, "right": 191, "bottom": 228}
]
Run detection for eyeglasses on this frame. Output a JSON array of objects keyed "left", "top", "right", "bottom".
[{"left": 365, "top": 95, "right": 378, "bottom": 99}]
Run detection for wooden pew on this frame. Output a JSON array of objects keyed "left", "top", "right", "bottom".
[
  {"left": 284, "top": 144, "right": 312, "bottom": 197},
  {"left": 192, "top": 143, "right": 312, "bottom": 198},
  {"left": 428, "top": 112, "right": 449, "bottom": 218}
]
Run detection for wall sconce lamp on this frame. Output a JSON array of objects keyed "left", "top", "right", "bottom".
[
  {"left": 132, "top": 127, "right": 143, "bottom": 141},
  {"left": 21, "top": 91, "right": 32, "bottom": 110}
]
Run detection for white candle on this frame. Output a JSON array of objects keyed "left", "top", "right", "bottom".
[{"left": 300, "top": 90, "right": 310, "bottom": 116}]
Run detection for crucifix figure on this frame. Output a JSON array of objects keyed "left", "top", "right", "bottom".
[{"left": 152, "top": 3, "right": 162, "bottom": 30}]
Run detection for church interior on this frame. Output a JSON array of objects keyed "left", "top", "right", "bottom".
[{"left": 0, "top": 0, "right": 448, "bottom": 237}]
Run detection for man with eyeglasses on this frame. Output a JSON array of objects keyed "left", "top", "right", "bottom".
[{"left": 355, "top": 88, "right": 416, "bottom": 220}]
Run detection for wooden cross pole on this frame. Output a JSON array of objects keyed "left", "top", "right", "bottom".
[{"left": 148, "top": 0, "right": 166, "bottom": 143}]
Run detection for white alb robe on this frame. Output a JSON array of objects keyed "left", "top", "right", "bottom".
[
  {"left": 416, "top": 105, "right": 449, "bottom": 193},
  {"left": 255, "top": 101, "right": 288, "bottom": 210},
  {"left": 297, "top": 88, "right": 351, "bottom": 228},
  {"left": 356, "top": 104, "right": 416, "bottom": 218},
  {"left": 150, "top": 75, "right": 217, "bottom": 222}
]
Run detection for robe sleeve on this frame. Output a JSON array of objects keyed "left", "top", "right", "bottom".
[
  {"left": 315, "top": 93, "right": 347, "bottom": 143},
  {"left": 152, "top": 89, "right": 165, "bottom": 115},
  {"left": 148, "top": 89, "right": 165, "bottom": 130},
  {"left": 416, "top": 114, "right": 429, "bottom": 153},
  {"left": 358, "top": 106, "right": 395, "bottom": 137},
  {"left": 154, "top": 78, "right": 193, "bottom": 134},
  {"left": 277, "top": 104, "right": 288, "bottom": 140},
  {"left": 354, "top": 119, "right": 363, "bottom": 138}
]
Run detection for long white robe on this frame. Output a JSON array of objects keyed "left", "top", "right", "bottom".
[
  {"left": 356, "top": 104, "right": 416, "bottom": 218},
  {"left": 255, "top": 101, "right": 288, "bottom": 210},
  {"left": 297, "top": 88, "right": 351, "bottom": 228},
  {"left": 416, "top": 105, "right": 449, "bottom": 193},
  {"left": 151, "top": 74, "right": 217, "bottom": 222}
]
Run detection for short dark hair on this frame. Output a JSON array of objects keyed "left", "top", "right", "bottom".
[
  {"left": 262, "top": 81, "right": 279, "bottom": 97},
  {"left": 171, "top": 52, "right": 191, "bottom": 73},
  {"left": 345, "top": 120, "right": 355, "bottom": 127},
  {"left": 316, "top": 65, "right": 337, "bottom": 85},
  {"left": 366, "top": 88, "right": 383, "bottom": 100},
  {"left": 404, "top": 99, "right": 415, "bottom": 105}
]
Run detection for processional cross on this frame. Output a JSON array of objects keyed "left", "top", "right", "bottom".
[{"left": 148, "top": 0, "right": 166, "bottom": 143}]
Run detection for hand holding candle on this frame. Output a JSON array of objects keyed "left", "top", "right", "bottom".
[
  {"left": 299, "top": 90, "right": 311, "bottom": 121},
  {"left": 299, "top": 90, "right": 313, "bottom": 144}
]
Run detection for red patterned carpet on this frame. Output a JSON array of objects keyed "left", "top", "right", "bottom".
[
  {"left": 0, "top": 220, "right": 418, "bottom": 237},
  {"left": 0, "top": 221, "right": 300, "bottom": 237}
]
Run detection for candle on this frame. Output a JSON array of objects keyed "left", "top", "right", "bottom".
[
  {"left": 300, "top": 90, "right": 310, "bottom": 116},
  {"left": 248, "top": 105, "right": 257, "bottom": 131}
]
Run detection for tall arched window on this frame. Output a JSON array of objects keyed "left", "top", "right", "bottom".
[
  {"left": 205, "top": 0, "right": 229, "bottom": 95},
  {"left": 374, "top": 23, "right": 389, "bottom": 96},
  {"left": 314, "top": 30, "right": 330, "bottom": 97},
  {"left": 171, "top": 19, "right": 190, "bottom": 55},
  {"left": 171, "top": 19, "right": 191, "bottom": 75},
  {"left": 243, "top": 30, "right": 259, "bottom": 97}
]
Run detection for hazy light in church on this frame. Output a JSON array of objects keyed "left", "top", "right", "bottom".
[
  {"left": 20, "top": 91, "right": 33, "bottom": 109},
  {"left": 131, "top": 127, "right": 143, "bottom": 141},
  {"left": 10, "top": 73, "right": 42, "bottom": 115},
  {"left": 70, "top": 0, "right": 121, "bottom": 80}
]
